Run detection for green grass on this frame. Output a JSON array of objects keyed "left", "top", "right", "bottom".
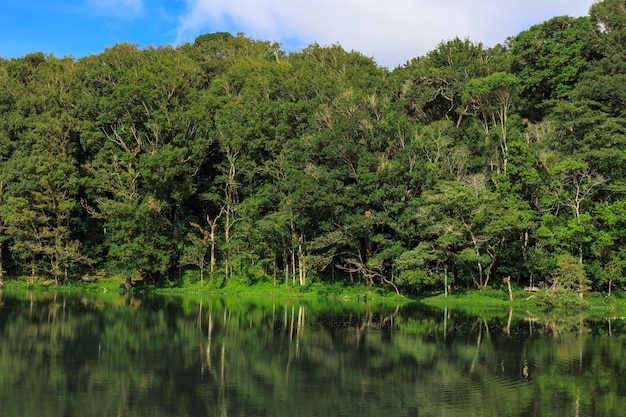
[
  {"left": 151, "top": 277, "right": 407, "bottom": 305},
  {"left": 418, "top": 286, "right": 626, "bottom": 318},
  {"left": 2, "top": 275, "right": 125, "bottom": 293},
  {"left": 6, "top": 274, "right": 626, "bottom": 317},
  {"left": 419, "top": 287, "right": 544, "bottom": 313},
  {"left": 0, "top": 272, "right": 405, "bottom": 304}
]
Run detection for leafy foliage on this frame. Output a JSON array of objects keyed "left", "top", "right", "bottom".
[{"left": 0, "top": 0, "right": 624, "bottom": 299}]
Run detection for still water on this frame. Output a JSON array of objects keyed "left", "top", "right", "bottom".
[{"left": 0, "top": 290, "right": 625, "bottom": 417}]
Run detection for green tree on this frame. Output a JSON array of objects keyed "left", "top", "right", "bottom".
[
  {"left": 77, "top": 44, "right": 208, "bottom": 283},
  {"left": 549, "top": 252, "right": 591, "bottom": 297},
  {"left": 594, "top": 200, "right": 626, "bottom": 294},
  {"left": 509, "top": 16, "right": 595, "bottom": 120},
  {"left": 541, "top": 159, "right": 606, "bottom": 265},
  {"left": 396, "top": 38, "right": 506, "bottom": 125},
  {"left": 462, "top": 72, "right": 521, "bottom": 175},
  {"left": 0, "top": 54, "right": 88, "bottom": 281}
]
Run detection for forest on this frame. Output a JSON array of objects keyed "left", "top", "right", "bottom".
[{"left": 0, "top": 0, "right": 624, "bottom": 296}]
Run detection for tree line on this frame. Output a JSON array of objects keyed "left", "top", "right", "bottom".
[{"left": 0, "top": 0, "right": 625, "bottom": 295}]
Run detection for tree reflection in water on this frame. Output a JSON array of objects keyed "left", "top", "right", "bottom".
[{"left": 0, "top": 291, "right": 625, "bottom": 416}]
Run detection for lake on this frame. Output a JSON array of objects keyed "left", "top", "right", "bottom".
[{"left": 0, "top": 290, "right": 625, "bottom": 417}]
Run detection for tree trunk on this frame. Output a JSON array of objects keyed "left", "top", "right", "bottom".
[
  {"left": 284, "top": 253, "right": 289, "bottom": 287},
  {"left": 291, "top": 249, "right": 296, "bottom": 286},
  {"left": 298, "top": 236, "right": 306, "bottom": 286},
  {"left": 444, "top": 265, "right": 448, "bottom": 298},
  {"left": 207, "top": 209, "right": 223, "bottom": 275},
  {"left": 222, "top": 146, "right": 240, "bottom": 281},
  {"left": 468, "top": 228, "right": 484, "bottom": 287},
  {"left": 224, "top": 208, "right": 230, "bottom": 280}
]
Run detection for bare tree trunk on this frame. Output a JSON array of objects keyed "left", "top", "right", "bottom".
[
  {"left": 298, "top": 236, "right": 306, "bottom": 286},
  {"left": 222, "top": 146, "right": 240, "bottom": 282},
  {"left": 224, "top": 208, "right": 230, "bottom": 280},
  {"left": 291, "top": 249, "right": 296, "bottom": 286},
  {"left": 284, "top": 253, "right": 289, "bottom": 287},
  {"left": 207, "top": 209, "right": 223, "bottom": 274},
  {"left": 467, "top": 228, "right": 484, "bottom": 287},
  {"left": 504, "top": 276, "right": 513, "bottom": 301}
]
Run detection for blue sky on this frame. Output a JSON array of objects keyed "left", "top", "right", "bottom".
[{"left": 1, "top": 0, "right": 594, "bottom": 68}]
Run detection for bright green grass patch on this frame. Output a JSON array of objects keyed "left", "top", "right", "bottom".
[
  {"left": 152, "top": 278, "right": 407, "bottom": 305},
  {"left": 2, "top": 275, "right": 125, "bottom": 293},
  {"left": 420, "top": 289, "right": 544, "bottom": 314},
  {"left": 1, "top": 273, "right": 405, "bottom": 305},
  {"left": 419, "top": 286, "right": 626, "bottom": 318}
]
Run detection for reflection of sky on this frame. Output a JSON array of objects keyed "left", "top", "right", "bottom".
[{"left": 2, "top": 0, "right": 593, "bottom": 68}]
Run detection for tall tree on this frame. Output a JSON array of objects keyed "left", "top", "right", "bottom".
[
  {"left": 1, "top": 55, "right": 87, "bottom": 280},
  {"left": 509, "top": 16, "right": 596, "bottom": 120},
  {"left": 77, "top": 44, "right": 208, "bottom": 283},
  {"left": 462, "top": 72, "right": 521, "bottom": 175},
  {"left": 396, "top": 38, "right": 506, "bottom": 124}
]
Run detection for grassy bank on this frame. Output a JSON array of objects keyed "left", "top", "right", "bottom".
[
  {"left": 1, "top": 276, "right": 126, "bottom": 293},
  {"left": 0, "top": 275, "right": 407, "bottom": 304},
  {"left": 419, "top": 286, "right": 626, "bottom": 319},
  {"left": 5, "top": 275, "right": 626, "bottom": 317}
]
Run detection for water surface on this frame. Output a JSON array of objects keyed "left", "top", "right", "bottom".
[{"left": 0, "top": 290, "right": 625, "bottom": 416}]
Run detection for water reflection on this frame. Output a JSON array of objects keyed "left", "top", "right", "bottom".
[{"left": 0, "top": 290, "right": 625, "bottom": 416}]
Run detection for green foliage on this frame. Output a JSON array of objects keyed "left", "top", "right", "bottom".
[
  {"left": 509, "top": 15, "right": 596, "bottom": 119},
  {"left": 538, "top": 286, "right": 590, "bottom": 310},
  {"left": 547, "top": 252, "right": 592, "bottom": 299},
  {"left": 1, "top": 1, "right": 625, "bottom": 299}
]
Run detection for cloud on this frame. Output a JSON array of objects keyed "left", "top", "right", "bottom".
[{"left": 175, "top": 0, "right": 594, "bottom": 68}]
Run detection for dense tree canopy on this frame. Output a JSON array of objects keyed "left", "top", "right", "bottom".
[{"left": 1, "top": 1, "right": 625, "bottom": 296}]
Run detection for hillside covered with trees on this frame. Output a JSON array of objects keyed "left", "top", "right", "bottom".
[{"left": 0, "top": 0, "right": 625, "bottom": 296}]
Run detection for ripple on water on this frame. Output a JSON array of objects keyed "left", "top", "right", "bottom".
[{"left": 399, "top": 366, "right": 536, "bottom": 416}]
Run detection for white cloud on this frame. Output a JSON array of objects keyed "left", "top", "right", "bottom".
[{"left": 175, "top": 0, "right": 594, "bottom": 68}]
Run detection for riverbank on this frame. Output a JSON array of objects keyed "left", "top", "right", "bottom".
[
  {"left": 420, "top": 286, "right": 626, "bottom": 319},
  {"left": 4, "top": 276, "right": 626, "bottom": 316},
  {"left": 0, "top": 276, "right": 406, "bottom": 304}
]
